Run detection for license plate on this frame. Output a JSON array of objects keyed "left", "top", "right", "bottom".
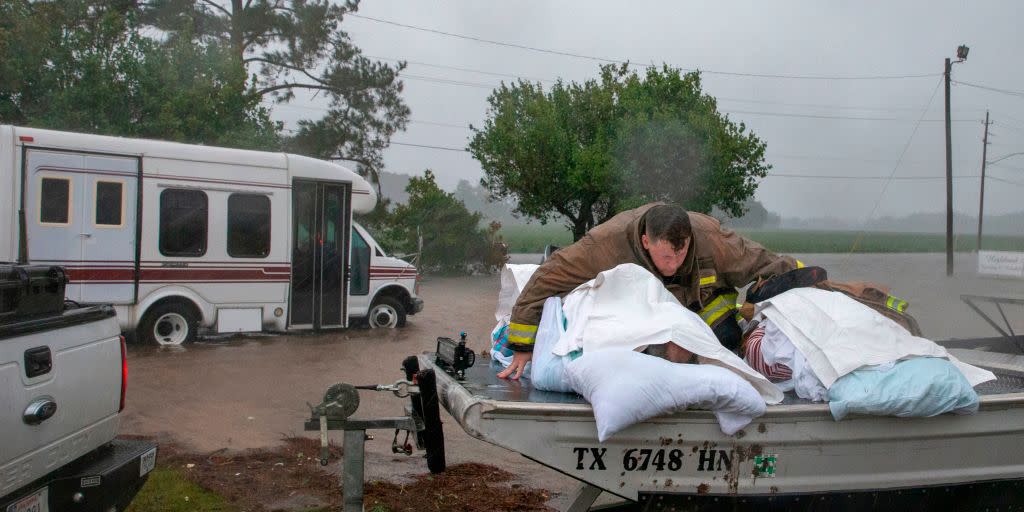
[
  {"left": 6, "top": 487, "right": 47, "bottom": 512},
  {"left": 140, "top": 447, "right": 157, "bottom": 477}
]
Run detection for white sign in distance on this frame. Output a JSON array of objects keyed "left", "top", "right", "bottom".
[{"left": 978, "top": 251, "right": 1024, "bottom": 278}]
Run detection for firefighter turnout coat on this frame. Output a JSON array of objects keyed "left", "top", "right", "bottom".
[{"left": 507, "top": 203, "right": 801, "bottom": 351}]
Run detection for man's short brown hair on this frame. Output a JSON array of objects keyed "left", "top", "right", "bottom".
[{"left": 644, "top": 205, "right": 691, "bottom": 250}]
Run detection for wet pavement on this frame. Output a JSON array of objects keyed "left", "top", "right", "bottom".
[{"left": 121, "top": 252, "right": 1024, "bottom": 509}]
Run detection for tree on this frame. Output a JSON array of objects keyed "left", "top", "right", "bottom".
[
  {"left": 469, "top": 64, "right": 771, "bottom": 240},
  {"left": 0, "top": 0, "right": 278, "bottom": 149},
  {"left": 141, "top": 0, "right": 410, "bottom": 186},
  {"left": 384, "top": 171, "right": 503, "bottom": 274},
  {"left": 713, "top": 198, "right": 781, "bottom": 229}
]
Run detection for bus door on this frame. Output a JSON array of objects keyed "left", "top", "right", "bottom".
[
  {"left": 22, "top": 149, "right": 140, "bottom": 303},
  {"left": 289, "top": 180, "right": 351, "bottom": 329}
]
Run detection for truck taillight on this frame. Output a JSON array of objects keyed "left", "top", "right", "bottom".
[{"left": 119, "top": 335, "right": 127, "bottom": 412}]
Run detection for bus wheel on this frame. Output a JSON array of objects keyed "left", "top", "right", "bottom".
[
  {"left": 139, "top": 303, "right": 198, "bottom": 345},
  {"left": 368, "top": 297, "right": 407, "bottom": 328}
]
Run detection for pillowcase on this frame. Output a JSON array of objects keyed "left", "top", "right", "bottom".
[
  {"left": 828, "top": 357, "right": 980, "bottom": 421},
  {"left": 566, "top": 349, "right": 766, "bottom": 441}
]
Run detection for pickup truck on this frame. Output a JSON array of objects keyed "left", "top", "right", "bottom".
[{"left": 1, "top": 265, "right": 156, "bottom": 512}]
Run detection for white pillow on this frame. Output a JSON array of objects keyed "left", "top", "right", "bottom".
[{"left": 566, "top": 349, "right": 766, "bottom": 441}]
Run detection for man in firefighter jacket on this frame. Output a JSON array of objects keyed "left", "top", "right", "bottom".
[{"left": 498, "top": 202, "right": 801, "bottom": 380}]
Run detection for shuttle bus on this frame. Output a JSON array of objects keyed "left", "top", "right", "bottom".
[{"left": 0, "top": 125, "right": 423, "bottom": 345}]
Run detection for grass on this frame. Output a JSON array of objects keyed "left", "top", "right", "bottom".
[
  {"left": 498, "top": 224, "right": 1024, "bottom": 254},
  {"left": 127, "top": 467, "right": 237, "bottom": 512},
  {"left": 737, "top": 229, "right": 1024, "bottom": 254},
  {"left": 496, "top": 224, "right": 574, "bottom": 253}
]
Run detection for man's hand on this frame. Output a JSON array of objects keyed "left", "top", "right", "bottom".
[{"left": 497, "top": 351, "right": 533, "bottom": 380}]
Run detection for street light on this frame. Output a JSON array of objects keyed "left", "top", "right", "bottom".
[{"left": 944, "top": 44, "right": 968, "bottom": 276}]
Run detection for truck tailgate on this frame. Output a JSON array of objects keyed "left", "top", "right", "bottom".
[{"left": 1, "top": 307, "right": 122, "bottom": 498}]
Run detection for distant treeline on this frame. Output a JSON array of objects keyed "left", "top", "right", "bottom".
[{"left": 380, "top": 171, "right": 1022, "bottom": 237}]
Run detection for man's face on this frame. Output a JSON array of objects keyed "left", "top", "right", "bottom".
[{"left": 642, "top": 234, "right": 689, "bottom": 277}]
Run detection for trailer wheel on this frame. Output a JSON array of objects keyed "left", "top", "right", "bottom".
[
  {"left": 139, "top": 303, "right": 198, "bottom": 345},
  {"left": 368, "top": 297, "right": 407, "bottom": 328}
]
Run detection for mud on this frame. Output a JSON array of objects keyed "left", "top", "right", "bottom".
[
  {"left": 149, "top": 437, "right": 550, "bottom": 512},
  {"left": 120, "top": 274, "right": 578, "bottom": 507}
]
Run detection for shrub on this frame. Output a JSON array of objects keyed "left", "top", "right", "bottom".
[{"left": 363, "top": 171, "right": 506, "bottom": 274}]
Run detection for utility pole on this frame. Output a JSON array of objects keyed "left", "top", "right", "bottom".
[
  {"left": 944, "top": 57, "right": 954, "bottom": 276},
  {"left": 976, "top": 111, "right": 991, "bottom": 252},
  {"left": 944, "top": 45, "right": 969, "bottom": 276}
]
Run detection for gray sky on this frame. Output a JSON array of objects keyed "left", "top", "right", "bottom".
[{"left": 272, "top": 0, "right": 1024, "bottom": 223}]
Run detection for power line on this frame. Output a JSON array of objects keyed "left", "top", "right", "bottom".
[
  {"left": 389, "top": 142, "right": 466, "bottom": 151},
  {"left": 988, "top": 176, "right": 1024, "bottom": 186},
  {"left": 842, "top": 77, "right": 944, "bottom": 263},
  {"left": 348, "top": 14, "right": 940, "bottom": 81},
  {"left": 770, "top": 153, "right": 976, "bottom": 166},
  {"left": 1000, "top": 113, "right": 1024, "bottom": 126},
  {"left": 402, "top": 73, "right": 496, "bottom": 89},
  {"left": 349, "top": 13, "right": 624, "bottom": 64},
  {"left": 723, "top": 109, "right": 973, "bottom": 123},
  {"left": 365, "top": 54, "right": 554, "bottom": 84},
  {"left": 374, "top": 53, "right": 982, "bottom": 113},
  {"left": 768, "top": 173, "right": 979, "bottom": 180},
  {"left": 264, "top": 101, "right": 473, "bottom": 129},
  {"left": 716, "top": 95, "right": 978, "bottom": 114},
  {"left": 952, "top": 80, "right": 1024, "bottom": 99},
  {"left": 408, "top": 120, "right": 473, "bottom": 130},
  {"left": 267, "top": 96, "right": 977, "bottom": 128}
]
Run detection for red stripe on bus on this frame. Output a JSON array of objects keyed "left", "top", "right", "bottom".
[{"left": 66, "top": 267, "right": 410, "bottom": 283}]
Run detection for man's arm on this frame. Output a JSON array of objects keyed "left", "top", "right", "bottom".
[
  {"left": 507, "top": 235, "right": 613, "bottom": 352},
  {"left": 500, "top": 238, "right": 612, "bottom": 380},
  {"left": 711, "top": 223, "right": 801, "bottom": 288}
]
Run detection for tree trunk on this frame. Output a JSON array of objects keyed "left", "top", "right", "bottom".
[
  {"left": 571, "top": 201, "right": 595, "bottom": 241},
  {"left": 229, "top": 0, "right": 246, "bottom": 92}
]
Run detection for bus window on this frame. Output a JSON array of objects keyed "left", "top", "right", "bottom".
[
  {"left": 159, "top": 189, "right": 208, "bottom": 257},
  {"left": 227, "top": 194, "right": 271, "bottom": 258},
  {"left": 40, "top": 177, "right": 71, "bottom": 225},
  {"left": 350, "top": 228, "right": 370, "bottom": 295},
  {"left": 95, "top": 181, "right": 124, "bottom": 226}
]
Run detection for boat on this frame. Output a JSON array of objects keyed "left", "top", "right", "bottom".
[{"left": 427, "top": 323, "right": 1024, "bottom": 510}]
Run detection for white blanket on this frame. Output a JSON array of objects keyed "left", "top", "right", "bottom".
[
  {"left": 553, "top": 263, "right": 784, "bottom": 404},
  {"left": 756, "top": 288, "right": 995, "bottom": 388}
]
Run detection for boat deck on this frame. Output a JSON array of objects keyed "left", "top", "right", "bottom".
[{"left": 460, "top": 341, "right": 1024, "bottom": 407}]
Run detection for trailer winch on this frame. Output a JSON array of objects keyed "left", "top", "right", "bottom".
[{"left": 304, "top": 356, "right": 445, "bottom": 512}]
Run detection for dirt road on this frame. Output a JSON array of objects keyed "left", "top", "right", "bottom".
[{"left": 120, "top": 252, "right": 1024, "bottom": 509}]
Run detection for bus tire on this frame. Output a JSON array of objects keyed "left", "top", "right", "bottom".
[
  {"left": 138, "top": 302, "right": 198, "bottom": 346},
  {"left": 368, "top": 297, "right": 407, "bottom": 328}
]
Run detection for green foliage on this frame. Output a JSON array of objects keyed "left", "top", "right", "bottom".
[
  {"left": 127, "top": 467, "right": 236, "bottom": 512},
  {"left": 374, "top": 171, "right": 505, "bottom": 274},
  {"left": 0, "top": 1, "right": 279, "bottom": 149},
  {"left": 141, "top": 0, "right": 410, "bottom": 187},
  {"left": 469, "top": 64, "right": 771, "bottom": 240}
]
